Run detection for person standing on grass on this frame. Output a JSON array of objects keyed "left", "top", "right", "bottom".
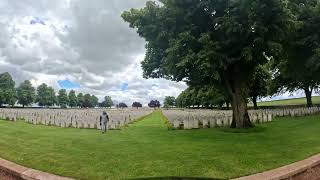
[{"left": 100, "top": 111, "right": 109, "bottom": 133}]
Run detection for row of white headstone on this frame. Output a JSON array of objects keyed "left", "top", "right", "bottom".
[
  {"left": 0, "top": 108, "right": 153, "bottom": 130},
  {"left": 163, "top": 106, "right": 320, "bottom": 130}
]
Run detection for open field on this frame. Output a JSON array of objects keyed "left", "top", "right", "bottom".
[
  {"left": 254, "top": 96, "right": 320, "bottom": 107},
  {"left": 1, "top": 112, "right": 320, "bottom": 179}
]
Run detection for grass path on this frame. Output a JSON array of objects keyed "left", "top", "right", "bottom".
[{"left": 0, "top": 112, "right": 320, "bottom": 179}]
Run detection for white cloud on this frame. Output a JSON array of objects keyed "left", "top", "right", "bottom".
[{"left": 0, "top": 0, "right": 187, "bottom": 105}]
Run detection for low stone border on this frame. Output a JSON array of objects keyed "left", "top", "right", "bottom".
[
  {"left": 0, "top": 158, "right": 73, "bottom": 180},
  {"left": 234, "top": 154, "right": 320, "bottom": 180},
  {"left": 2, "top": 153, "right": 320, "bottom": 180}
]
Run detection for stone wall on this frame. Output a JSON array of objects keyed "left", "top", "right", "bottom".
[
  {"left": 0, "top": 158, "right": 73, "bottom": 180},
  {"left": 235, "top": 153, "right": 320, "bottom": 180}
]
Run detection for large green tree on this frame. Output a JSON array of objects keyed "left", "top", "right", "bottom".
[
  {"left": 118, "top": 102, "right": 128, "bottom": 109},
  {"left": 91, "top": 95, "right": 99, "bottom": 108},
  {"left": 77, "top": 93, "right": 85, "bottom": 108},
  {"left": 36, "top": 83, "right": 47, "bottom": 107},
  {"left": 0, "top": 72, "right": 17, "bottom": 106},
  {"left": 176, "top": 86, "right": 229, "bottom": 109},
  {"left": 163, "top": 96, "right": 175, "bottom": 108},
  {"left": 249, "top": 66, "right": 271, "bottom": 109},
  {"left": 46, "top": 87, "right": 56, "bottom": 107},
  {"left": 82, "top": 94, "right": 98, "bottom": 108},
  {"left": 17, "top": 80, "right": 36, "bottom": 107},
  {"left": 58, "top": 89, "right": 69, "bottom": 108},
  {"left": 270, "top": 0, "right": 320, "bottom": 107},
  {"left": 132, "top": 102, "right": 143, "bottom": 109},
  {"left": 83, "top": 94, "right": 92, "bottom": 108},
  {"left": 68, "top": 90, "right": 78, "bottom": 108},
  {"left": 36, "top": 83, "right": 56, "bottom": 107},
  {"left": 101, "top": 96, "right": 113, "bottom": 108},
  {"left": 122, "top": 0, "right": 292, "bottom": 128}
]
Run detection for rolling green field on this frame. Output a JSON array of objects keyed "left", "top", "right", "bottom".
[
  {"left": 1, "top": 112, "right": 320, "bottom": 179},
  {"left": 255, "top": 96, "right": 320, "bottom": 107}
]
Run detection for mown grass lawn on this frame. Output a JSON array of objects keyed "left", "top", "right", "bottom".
[
  {"left": 0, "top": 112, "right": 320, "bottom": 180},
  {"left": 255, "top": 96, "right": 320, "bottom": 107}
]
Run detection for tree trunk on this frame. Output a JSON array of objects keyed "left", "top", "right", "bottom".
[
  {"left": 226, "top": 102, "right": 230, "bottom": 110},
  {"left": 225, "top": 78, "right": 253, "bottom": 129},
  {"left": 304, "top": 87, "right": 313, "bottom": 108},
  {"left": 252, "top": 96, "right": 258, "bottom": 110}
]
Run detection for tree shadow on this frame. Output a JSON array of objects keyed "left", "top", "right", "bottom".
[{"left": 219, "top": 126, "right": 267, "bottom": 134}]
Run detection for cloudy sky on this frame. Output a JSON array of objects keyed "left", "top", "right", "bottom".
[
  {"left": 0, "top": 0, "right": 317, "bottom": 106},
  {"left": 0, "top": 0, "right": 187, "bottom": 105}
]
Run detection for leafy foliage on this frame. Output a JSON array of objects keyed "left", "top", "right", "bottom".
[
  {"left": 36, "top": 83, "right": 56, "bottom": 107},
  {"left": 163, "top": 96, "right": 175, "bottom": 108},
  {"left": 77, "top": 93, "right": 85, "bottom": 108},
  {"left": 17, "top": 80, "right": 36, "bottom": 107},
  {"left": 100, "top": 96, "right": 113, "bottom": 108},
  {"left": 68, "top": 90, "right": 78, "bottom": 108},
  {"left": 91, "top": 95, "right": 99, "bottom": 108},
  {"left": 83, "top": 94, "right": 98, "bottom": 108},
  {"left": 132, "top": 102, "right": 143, "bottom": 108},
  {"left": 58, "top": 89, "right": 69, "bottom": 108},
  {"left": 148, "top": 100, "right": 161, "bottom": 109},
  {"left": 249, "top": 65, "right": 271, "bottom": 109},
  {"left": 118, "top": 102, "right": 128, "bottom": 108},
  {"left": 270, "top": 0, "right": 320, "bottom": 107},
  {"left": 176, "top": 86, "right": 229, "bottom": 109},
  {"left": 0, "top": 72, "right": 17, "bottom": 106},
  {"left": 122, "top": 0, "right": 292, "bottom": 128}
]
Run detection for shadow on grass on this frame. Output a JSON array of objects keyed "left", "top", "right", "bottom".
[
  {"left": 130, "top": 177, "right": 223, "bottom": 180},
  {"left": 219, "top": 126, "right": 267, "bottom": 134}
]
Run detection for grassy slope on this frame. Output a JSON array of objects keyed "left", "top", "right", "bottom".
[
  {"left": 256, "top": 96, "right": 320, "bottom": 106},
  {"left": 0, "top": 112, "right": 320, "bottom": 179}
]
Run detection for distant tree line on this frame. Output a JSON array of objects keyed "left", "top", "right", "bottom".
[
  {"left": 0, "top": 72, "right": 114, "bottom": 108},
  {"left": 0, "top": 72, "right": 164, "bottom": 109},
  {"left": 178, "top": 65, "right": 270, "bottom": 110}
]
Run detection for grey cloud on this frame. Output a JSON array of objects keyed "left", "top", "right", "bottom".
[
  {"left": 0, "top": 61, "right": 34, "bottom": 85},
  {"left": 60, "top": 0, "right": 147, "bottom": 74},
  {"left": 0, "top": 0, "right": 188, "bottom": 105}
]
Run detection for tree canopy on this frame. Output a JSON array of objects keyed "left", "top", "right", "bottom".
[
  {"left": 0, "top": 72, "right": 17, "bottom": 106},
  {"left": 17, "top": 80, "right": 36, "bottom": 107},
  {"left": 249, "top": 65, "right": 271, "bottom": 109},
  {"left": 132, "top": 102, "right": 143, "bottom": 109},
  {"left": 36, "top": 83, "right": 56, "bottom": 107},
  {"left": 82, "top": 94, "right": 98, "bottom": 108},
  {"left": 91, "top": 95, "right": 99, "bottom": 108},
  {"left": 163, "top": 96, "right": 175, "bottom": 108},
  {"left": 118, "top": 102, "right": 128, "bottom": 108},
  {"left": 148, "top": 100, "right": 161, "bottom": 109},
  {"left": 100, "top": 96, "right": 113, "bottom": 108},
  {"left": 68, "top": 90, "right": 78, "bottom": 108},
  {"left": 122, "top": 0, "right": 293, "bottom": 128},
  {"left": 58, "top": 89, "right": 69, "bottom": 108},
  {"left": 0, "top": 73, "right": 119, "bottom": 109},
  {"left": 270, "top": 0, "right": 320, "bottom": 107},
  {"left": 77, "top": 93, "right": 85, "bottom": 108},
  {"left": 176, "top": 86, "right": 229, "bottom": 109}
]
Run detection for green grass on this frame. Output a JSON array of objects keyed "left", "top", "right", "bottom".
[
  {"left": 253, "top": 96, "right": 320, "bottom": 107},
  {"left": 1, "top": 112, "right": 320, "bottom": 180}
]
